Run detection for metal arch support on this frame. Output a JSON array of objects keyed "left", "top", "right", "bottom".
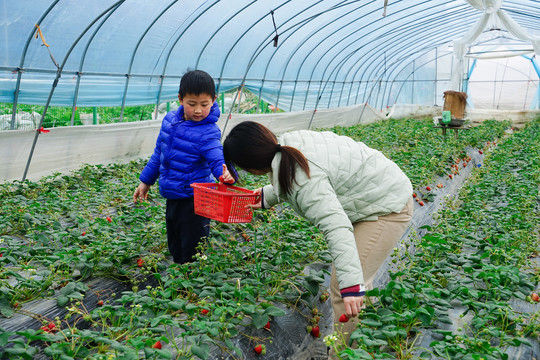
[
  {"left": 254, "top": 0, "right": 361, "bottom": 111},
  {"left": 10, "top": 0, "right": 61, "bottom": 131},
  {"left": 216, "top": 0, "right": 351, "bottom": 116},
  {"left": 314, "top": 1, "right": 470, "bottom": 109},
  {"left": 214, "top": 1, "right": 303, "bottom": 135},
  {"left": 70, "top": 2, "right": 124, "bottom": 126},
  {"left": 119, "top": 0, "right": 180, "bottom": 121},
  {"left": 154, "top": 0, "right": 220, "bottom": 117},
  {"left": 362, "top": 37, "right": 460, "bottom": 108},
  {"left": 384, "top": 46, "right": 449, "bottom": 107},
  {"left": 350, "top": 7, "right": 471, "bottom": 90},
  {"left": 22, "top": 2, "right": 124, "bottom": 181},
  {"left": 355, "top": 14, "right": 473, "bottom": 108},
  {"left": 301, "top": 3, "right": 404, "bottom": 110},
  {"left": 193, "top": 0, "right": 259, "bottom": 70},
  {"left": 213, "top": 1, "right": 293, "bottom": 95},
  {"left": 306, "top": 0, "right": 445, "bottom": 110},
  {"left": 261, "top": 0, "right": 352, "bottom": 111},
  {"left": 379, "top": 46, "right": 448, "bottom": 107},
  {"left": 298, "top": 0, "right": 423, "bottom": 109},
  {"left": 344, "top": 8, "right": 472, "bottom": 105}
]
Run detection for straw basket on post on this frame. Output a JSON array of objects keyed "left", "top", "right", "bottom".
[
  {"left": 443, "top": 91, "right": 467, "bottom": 120},
  {"left": 190, "top": 183, "right": 260, "bottom": 223}
]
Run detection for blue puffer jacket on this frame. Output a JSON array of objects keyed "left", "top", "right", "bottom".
[{"left": 139, "top": 102, "right": 224, "bottom": 199}]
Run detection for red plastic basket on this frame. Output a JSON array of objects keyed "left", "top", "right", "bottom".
[{"left": 190, "top": 183, "right": 260, "bottom": 223}]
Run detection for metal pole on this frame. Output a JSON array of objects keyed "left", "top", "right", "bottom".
[{"left": 22, "top": 73, "right": 60, "bottom": 181}]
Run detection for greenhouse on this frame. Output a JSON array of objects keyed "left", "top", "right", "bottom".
[{"left": 0, "top": 0, "right": 539, "bottom": 359}]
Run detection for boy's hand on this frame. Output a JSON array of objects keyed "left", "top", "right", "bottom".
[
  {"left": 219, "top": 164, "right": 234, "bottom": 184},
  {"left": 133, "top": 182, "right": 151, "bottom": 203}
]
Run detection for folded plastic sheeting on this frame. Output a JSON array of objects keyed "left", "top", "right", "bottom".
[
  {"left": 0, "top": 120, "right": 162, "bottom": 182},
  {"left": 0, "top": 104, "right": 386, "bottom": 183}
]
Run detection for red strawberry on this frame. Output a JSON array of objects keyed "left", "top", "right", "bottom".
[
  {"left": 47, "top": 322, "right": 56, "bottom": 331},
  {"left": 106, "top": 216, "right": 112, "bottom": 223},
  {"left": 320, "top": 292, "right": 329, "bottom": 302},
  {"left": 254, "top": 344, "right": 266, "bottom": 355},
  {"left": 448, "top": 174, "right": 453, "bottom": 179},
  {"left": 152, "top": 340, "right": 162, "bottom": 349},
  {"left": 40, "top": 326, "right": 49, "bottom": 332},
  {"left": 137, "top": 258, "right": 144, "bottom": 267},
  {"left": 479, "top": 150, "right": 483, "bottom": 154},
  {"left": 97, "top": 300, "right": 104, "bottom": 306},
  {"left": 311, "top": 325, "right": 320, "bottom": 338},
  {"left": 532, "top": 293, "right": 540, "bottom": 302},
  {"left": 419, "top": 201, "right": 425, "bottom": 206},
  {"left": 463, "top": 162, "right": 467, "bottom": 168},
  {"left": 437, "top": 183, "right": 443, "bottom": 188},
  {"left": 338, "top": 314, "right": 349, "bottom": 323},
  {"left": 412, "top": 193, "right": 417, "bottom": 198},
  {"left": 201, "top": 308, "right": 209, "bottom": 315},
  {"left": 426, "top": 186, "right": 431, "bottom": 191},
  {"left": 264, "top": 321, "right": 271, "bottom": 330},
  {"left": 0, "top": 253, "right": 2, "bottom": 257},
  {"left": 81, "top": 231, "right": 86, "bottom": 236}
]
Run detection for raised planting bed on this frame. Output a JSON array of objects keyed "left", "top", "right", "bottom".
[{"left": 1, "top": 118, "right": 537, "bottom": 359}]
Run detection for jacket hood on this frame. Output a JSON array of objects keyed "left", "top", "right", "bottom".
[{"left": 175, "top": 101, "right": 220, "bottom": 125}]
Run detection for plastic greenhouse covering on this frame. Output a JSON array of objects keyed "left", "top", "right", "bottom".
[
  {"left": 2, "top": 0, "right": 540, "bottom": 113},
  {"left": 1, "top": 2, "right": 540, "bottom": 360},
  {"left": 1, "top": 0, "right": 540, "bottom": 181}
]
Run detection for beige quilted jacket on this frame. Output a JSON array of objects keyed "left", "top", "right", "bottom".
[{"left": 262, "top": 130, "right": 412, "bottom": 290}]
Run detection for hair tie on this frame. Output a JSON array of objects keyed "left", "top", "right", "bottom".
[{"left": 276, "top": 143, "right": 281, "bottom": 151}]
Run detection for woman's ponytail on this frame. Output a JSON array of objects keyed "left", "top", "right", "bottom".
[
  {"left": 223, "top": 121, "right": 310, "bottom": 195},
  {"left": 277, "top": 145, "right": 310, "bottom": 195}
]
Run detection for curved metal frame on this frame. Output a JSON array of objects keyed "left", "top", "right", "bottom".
[
  {"left": 10, "top": 0, "right": 61, "bottom": 130},
  {"left": 296, "top": 2, "right": 469, "bottom": 111},
  {"left": 6, "top": 0, "right": 540, "bottom": 131},
  {"left": 70, "top": 1, "right": 125, "bottom": 125},
  {"left": 22, "top": 2, "right": 124, "bottom": 180},
  {"left": 153, "top": 0, "right": 220, "bottom": 114}
]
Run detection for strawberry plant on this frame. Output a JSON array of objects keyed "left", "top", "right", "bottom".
[{"left": 0, "top": 117, "right": 536, "bottom": 360}]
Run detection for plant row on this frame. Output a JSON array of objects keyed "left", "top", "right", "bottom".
[
  {"left": 0, "top": 118, "right": 525, "bottom": 359},
  {"left": 332, "top": 119, "right": 540, "bottom": 359}
]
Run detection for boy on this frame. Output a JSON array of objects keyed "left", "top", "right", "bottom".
[{"left": 133, "top": 70, "right": 231, "bottom": 264}]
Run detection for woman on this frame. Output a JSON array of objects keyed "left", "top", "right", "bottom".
[{"left": 223, "top": 121, "right": 413, "bottom": 345}]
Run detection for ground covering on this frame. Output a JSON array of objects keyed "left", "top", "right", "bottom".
[{"left": 0, "top": 118, "right": 538, "bottom": 359}]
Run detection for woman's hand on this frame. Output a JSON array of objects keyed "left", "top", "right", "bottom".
[
  {"left": 343, "top": 295, "right": 364, "bottom": 317},
  {"left": 133, "top": 182, "right": 150, "bottom": 203},
  {"left": 219, "top": 164, "right": 234, "bottom": 184},
  {"left": 249, "top": 188, "right": 263, "bottom": 209}
]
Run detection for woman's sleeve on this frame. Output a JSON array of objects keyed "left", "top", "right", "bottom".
[
  {"left": 261, "top": 184, "right": 279, "bottom": 208},
  {"left": 292, "top": 174, "right": 364, "bottom": 290}
]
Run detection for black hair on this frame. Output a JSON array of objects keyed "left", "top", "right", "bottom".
[
  {"left": 223, "top": 121, "right": 310, "bottom": 195},
  {"left": 179, "top": 69, "right": 216, "bottom": 99}
]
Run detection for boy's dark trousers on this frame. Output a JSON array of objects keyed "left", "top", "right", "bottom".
[{"left": 165, "top": 197, "right": 210, "bottom": 264}]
